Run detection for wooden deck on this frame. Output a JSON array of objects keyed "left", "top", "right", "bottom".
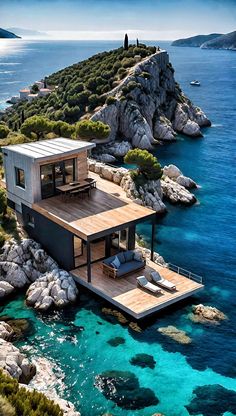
[
  {"left": 71, "top": 260, "right": 203, "bottom": 319},
  {"left": 33, "top": 173, "right": 155, "bottom": 241}
]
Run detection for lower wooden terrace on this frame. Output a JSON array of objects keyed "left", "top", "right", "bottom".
[{"left": 71, "top": 260, "right": 204, "bottom": 319}]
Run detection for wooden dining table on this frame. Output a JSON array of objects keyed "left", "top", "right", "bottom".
[{"left": 56, "top": 180, "right": 90, "bottom": 194}]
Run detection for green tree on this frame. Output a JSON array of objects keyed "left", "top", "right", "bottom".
[
  {"left": 124, "top": 33, "right": 129, "bottom": 50},
  {"left": 0, "top": 124, "right": 10, "bottom": 139},
  {"left": 76, "top": 120, "right": 110, "bottom": 141},
  {"left": 30, "top": 84, "right": 39, "bottom": 94},
  {"left": 20, "top": 116, "right": 52, "bottom": 139},
  {"left": 124, "top": 149, "right": 163, "bottom": 181}
]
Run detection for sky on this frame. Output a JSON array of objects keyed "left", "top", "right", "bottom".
[{"left": 0, "top": 0, "right": 236, "bottom": 40}]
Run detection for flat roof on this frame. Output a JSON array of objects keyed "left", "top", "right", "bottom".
[{"left": 3, "top": 138, "right": 95, "bottom": 162}]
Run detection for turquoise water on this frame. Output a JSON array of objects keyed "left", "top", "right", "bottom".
[{"left": 0, "top": 40, "right": 236, "bottom": 415}]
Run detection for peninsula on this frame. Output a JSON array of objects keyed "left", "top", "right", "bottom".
[
  {"left": 172, "top": 30, "right": 236, "bottom": 51},
  {"left": 0, "top": 28, "right": 21, "bottom": 38}
]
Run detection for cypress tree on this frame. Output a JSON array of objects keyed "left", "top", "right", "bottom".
[
  {"left": 136, "top": 38, "right": 139, "bottom": 47},
  {"left": 44, "top": 77, "right": 47, "bottom": 88},
  {"left": 124, "top": 33, "right": 129, "bottom": 50},
  {"left": 21, "top": 110, "right": 25, "bottom": 125}
]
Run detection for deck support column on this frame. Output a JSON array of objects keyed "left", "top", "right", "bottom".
[
  {"left": 151, "top": 220, "right": 156, "bottom": 262},
  {"left": 87, "top": 241, "right": 91, "bottom": 283}
]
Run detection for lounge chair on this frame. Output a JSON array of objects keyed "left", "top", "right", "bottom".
[
  {"left": 150, "top": 271, "right": 176, "bottom": 291},
  {"left": 137, "top": 276, "right": 162, "bottom": 294}
]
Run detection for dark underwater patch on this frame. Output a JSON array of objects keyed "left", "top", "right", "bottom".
[
  {"left": 186, "top": 384, "right": 236, "bottom": 416},
  {"left": 130, "top": 353, "right": 156, "bottom": 369},
  {"left": 94, "top": 370, "right": 159, "bottom": 410},
  {"left": 107, "top": 337, "right": 125, "bottom": 347}
]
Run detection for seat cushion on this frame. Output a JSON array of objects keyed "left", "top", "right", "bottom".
[
  {"left": 124, "top": 250, "right": 134, "bottom": 262},
  {"left": 116, "top": 260, "right": 145, "bottom": 277},
  {"left": 133, "top": 250, "right": 143, "bottom": 262}
]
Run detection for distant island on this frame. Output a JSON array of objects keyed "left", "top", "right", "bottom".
[
  {"left": 172, "top": 30, "right": 236, "bottom": 51},
  {"left": 0, "top": 28, "right": 21, "bottom": 39},
  {"left": 6, "top": 27, "right": 47, "bottom": 37}
]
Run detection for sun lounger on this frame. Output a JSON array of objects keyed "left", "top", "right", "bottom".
[
  {"left": 150, "top": 271, "right": 176, "bottom": 291},
  {"left": 137, "top": 276, "right": 162, "bottom": 294}
]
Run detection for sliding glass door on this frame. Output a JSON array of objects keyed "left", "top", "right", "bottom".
[{"left": 40, "top": 158, "right": 76, "bottom": 199}]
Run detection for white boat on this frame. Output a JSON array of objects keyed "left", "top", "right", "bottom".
[{"left": 190, "top": 80, "right": 201, "bottom": 86}]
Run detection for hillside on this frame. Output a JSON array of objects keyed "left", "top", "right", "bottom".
[
  {"left": 201, "top": 30, "right": 236, "bottom": 50},
  {"left": 172, "top": 33, "right": 222, "bottom": 47},
  {"left": 7, "top": 27, "right": 47, "bottom": 37},
  {"left": 2, "top": 44, "right": 211, "bottom": 149},
  {"left": 0, "top": 28, "right": 21, "bottom": 38}
]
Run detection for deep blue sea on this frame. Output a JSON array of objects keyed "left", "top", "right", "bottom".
[{"left": 0, "top": 39, "right": 236, "bottom": 416}]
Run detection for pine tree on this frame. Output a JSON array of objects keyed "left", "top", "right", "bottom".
[{"left": 124, "top": 33, "right": 129, "bottom": 50}]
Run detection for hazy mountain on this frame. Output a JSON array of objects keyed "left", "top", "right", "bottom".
[
  {"left": 0, "top": 28, "right": 21, "bottom": 38},
  {"left": 172, "top": 33, "right": 222, "bottom": 47},
  {"left": 201, "top": 30, "right": 236, "bottom": 50},
  {"left": 7, "top": 27, "right": 47, "bottom": 37}
]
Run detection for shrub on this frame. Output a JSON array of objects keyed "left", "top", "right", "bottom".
[
  {"left": 76, "top": 120, "right": 110, "bottom": 141},
  {"left": 0, "top": 395, "right": 15, "bottom": 416},
  {"left": 124, "top": 149, "right": 163, "bottom": 181},
  {"left": 121, "top": 57, "right": 136, "bottom": 68},
  {"left": 0, "top": 370, "right": 63, "bottom": 416},
  {"left": 106, "top": 96, "right": 117, "bottom": 105},
  {"left": 140, "top": 71, "right": 151, "bottom": 79},
  {"left": 126, "top": 81, "right": 141, "bottom": 92},
  {"left": 0, "top": 124, "right": 10, "bottom": 139},
  {"left": 21, "top": 116, "right": 52, "bottom": 139},
  {"left": 0, "top": 188, "right": 7, "bottom": 217}
]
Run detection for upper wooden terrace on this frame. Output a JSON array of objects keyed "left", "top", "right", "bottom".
[{"left": 33, "top": 173, "right": 204, "bottom": 319}]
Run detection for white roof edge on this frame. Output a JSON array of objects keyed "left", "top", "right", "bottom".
[{"left": 2, "top": 138, "right": 96, "bottom": 161}]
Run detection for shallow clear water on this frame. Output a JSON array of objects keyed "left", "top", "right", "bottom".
[{"left": 0, "top": 40, "right": 236, "bottom": 416}]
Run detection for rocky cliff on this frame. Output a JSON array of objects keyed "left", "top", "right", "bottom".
[{"left": 91, "top": 50, "right": 211, "bottom": 149}]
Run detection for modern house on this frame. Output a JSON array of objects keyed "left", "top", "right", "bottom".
[{"left": 2, "top": 137, "right": 203, "bottom": 319}]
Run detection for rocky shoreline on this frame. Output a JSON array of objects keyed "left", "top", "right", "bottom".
[{"left": 88, "top": 158, "right": 198, "bottom": 214}]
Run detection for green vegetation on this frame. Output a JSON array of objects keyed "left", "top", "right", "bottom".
[
  {"left": 2, "top": 44, "right": 156, "bottom": 129},
  {"left": 0, "top": 370, "right": 63, "bottom": 416},
  {"left": 0, "top": 123, "right": 10, "bottom": 139},
  {"left": 124, "top": 149, "right": 163, "bottom": 186},
  {"left": 0, "top": 187, "right": 19, "bottom": 247},
  {"left": 76, "top": 120, "right": 110, "bottom": 141}
]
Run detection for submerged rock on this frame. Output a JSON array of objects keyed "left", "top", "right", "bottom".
[
  {"left": 189, "top": 304, "right": 227, "bottom": 324},
  {"left": 130, "top": 353, "right": 156, "bottom": 369},
  {"left": 94, "top": 370, "right": 159, "bottom": 409},
  {"left": 101, "top": 308, "right": 129, "bottom": 325},
  {"left": 0, "top": 317, "right": 33, "bottom": 341},
  {"left": 158, "top": 325, "right": 192, "bottom": 344},
  {"left": 107, "top": 337, "right": 125, "bottom": 347},
  {"left": 185, "top": 384, "right": 236, "bottom": 416}
]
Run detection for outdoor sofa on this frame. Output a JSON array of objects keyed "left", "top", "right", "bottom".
[{"left": 102, "top": 250, "right": 146, "bottom": 279}]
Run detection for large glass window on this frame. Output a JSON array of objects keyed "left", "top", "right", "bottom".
[
  {"left": 15, "top": 167, "right": 25, "bottom": 189},
  {"left": 40, "top": 158, "right": 76, "bottom": 199}
]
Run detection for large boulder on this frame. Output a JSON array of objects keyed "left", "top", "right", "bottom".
[
  {"left": 26, "top": 269, "right": 79, "bottom": 311},
  {"left": 0, "top": 338, "right": 36, "bottom": 383},
  {"left": 163, "top": 164, "right": 182, "bottom": 179},
  {"left": 0, "top": 321, "right": 14, "bottom": 340},
  {"left": 154, "top": 116, "right": 176, "bottom": 141},
  {"left": 0, "top": 281, "right": 14, "bottom": 298},
  {"left": 161, "top": 177, "right": 197, "bottom": 205},
  {"left": 176, "top": 175, "right": 197, "bottom": 189},
  {"left": 189, "top": 304, "right": 227, "bottom": 324}
]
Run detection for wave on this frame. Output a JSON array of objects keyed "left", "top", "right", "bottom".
[
  {"left": 0, "top": 62, "right": 21, "bottom": 66},
  {"left": 4, "top": 80, "right": 21, "bottom": 84},
  {"left": 211, "top": 123, "right": 223, "bottom": 127},
  {"left": 0, "top": 70, "right": 15, "bottom": 74}
]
